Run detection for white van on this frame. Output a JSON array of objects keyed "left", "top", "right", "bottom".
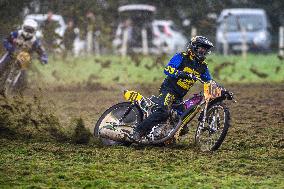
[{"left": 216, "top": 8, "right": 271, "bottom": 53}]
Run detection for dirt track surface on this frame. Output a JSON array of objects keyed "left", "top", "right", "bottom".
[
  {"left": 39, "top": 83, "right": 284, "bottom": 147},
  {"left": 1, "top": 82, "right": 283, "bottom": 188}
]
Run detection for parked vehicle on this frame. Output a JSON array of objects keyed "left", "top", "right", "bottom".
[
  {"left": 113, "top": 4, "right": 156, "bottom": 54},
  {"left": 94, "top": 77, "right": 236, "bottom": 151},
  {"left": 113, "top": 19, "right": 187, "bottom": 54},
  {"left": 216, "top": 8, "right": 271, "bottom": 54},
  {"left": 152, "top": 20, "right": 187, "bottom": 53},
  {"left": 113, "top": 4, "right": 187, "bottom": 54}
]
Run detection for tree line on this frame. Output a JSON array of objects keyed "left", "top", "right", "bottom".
[{"left": 0, "top": 0, "right": 283, "bottom": 52}]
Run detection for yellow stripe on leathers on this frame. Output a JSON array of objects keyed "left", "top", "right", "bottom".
[
  {"left": 164, "top": 93, "right": 175, "bottom": 106},
  {"left": 176, "top": 67, "right": 199, "bottom": 90}
]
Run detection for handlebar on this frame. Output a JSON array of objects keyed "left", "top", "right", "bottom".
[
  {"left": 184, "top": 73, "right": 205, "bottom": 83},
  {"left": 188, "top": 73, "right": 237, "bottom": 103}
]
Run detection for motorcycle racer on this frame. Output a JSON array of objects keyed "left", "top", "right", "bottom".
[
  {"left": 0, "top": 19, "right": 48, "bottom": 73},
  {"left": 133, "top": 36, "right": 214, "bottom": 141}
]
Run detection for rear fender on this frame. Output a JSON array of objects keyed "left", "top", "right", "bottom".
[{"left": 123, "top": 90, "right": 144, "bottom": 102}]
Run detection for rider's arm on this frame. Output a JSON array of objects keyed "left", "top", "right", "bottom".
[
  {"left": 33, "top": 39, "right": 48, "bottom": 64},
  {"left": 3, "top": 31, "right": 18, "bottom": 52},
  {"left": 200, "top": 66, "right": 212, "bottom": 82},
  {"left": 164, "top": 53, "right": 188, "bottom": 78}
]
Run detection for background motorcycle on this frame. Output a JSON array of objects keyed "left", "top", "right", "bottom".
[{"left": 0, "top": 50, "right": 30, "bottom": 97}]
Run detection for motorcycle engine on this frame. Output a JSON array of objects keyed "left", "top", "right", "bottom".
[
  {"left": 148, "top": 122, "right": 175, "bottom": 141},
  {"left": 146, "top": 109, "right": 180, "bottom": 141}
]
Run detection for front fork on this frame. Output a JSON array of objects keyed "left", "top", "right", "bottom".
[
  {"left": 198, "top": 101, "right": 220, "bottom": 134},
  {"left": 198, "top": 101, "right": 209, "bottom": 128}
]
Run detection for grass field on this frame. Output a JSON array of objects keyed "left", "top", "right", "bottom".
[
  {"left": 1, "top": 54, "right": 284, "bottom": 188},
  {"left": 0, "top": 137, "right": 282, "bottom": 189},
  {"left": 29, "top": 53, "right": 284, "bottom": 86}
]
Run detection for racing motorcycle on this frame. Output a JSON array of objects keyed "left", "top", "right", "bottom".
[
  {"left": 0, "top": 50, "right": 30, "bottom": 97},
  {"left": 94, "top": 77, "right": 236, "bottom": 151}
]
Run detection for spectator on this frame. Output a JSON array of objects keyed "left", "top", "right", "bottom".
[
  {"left": 42, "top": 10, "right": 60, "bottom": 53},
  {"left": 63, "top": 19, "right": 76, "bottom": 58},
  {"left": 85, "top": 11, "right": 96, "bottom": 54},
  {"left": 119, "top": 18, "right": 134, "bottom": 54},
  {"left": 123, "top": 19, "right": 134, "bottom": 44}
]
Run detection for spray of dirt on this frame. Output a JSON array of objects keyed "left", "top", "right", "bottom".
[
  {"left": 70, "top": 117, "right": 92, "bottom": 144},
  {"left": 0, "top": 94, "right": 92, "bottom": 144}
]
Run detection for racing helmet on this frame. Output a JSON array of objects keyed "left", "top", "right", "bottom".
[
  {"left": 187, "top": 36, "right": 214, "bottom": 61},
  {"left": 22, "top": 19, "right": 38, "bottom": 39}
]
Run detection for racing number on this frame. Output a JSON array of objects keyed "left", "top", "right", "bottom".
[
  {"left": 124, "top": 90, "right": 143, "bottom": 102},
  {"left": 129, "top": 92, "right": 138, "bottom": 102},
  {"left": 165, "top": 66, "right": 176, "bottom": 75}
]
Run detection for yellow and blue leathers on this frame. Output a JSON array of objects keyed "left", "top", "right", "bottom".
[
  {"left": 134, "top": 50, "right": 212, "bottom": 137},
  {"left": 163, "top": 51, "right": 211, "bottom": 97}
]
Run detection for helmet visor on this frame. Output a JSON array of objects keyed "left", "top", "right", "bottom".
[
  {"left": 197, "top": 46, "right": 211, "bottom": 57},
  {"left": 23, "top": 26, "right": 35, "bottom": 34}
]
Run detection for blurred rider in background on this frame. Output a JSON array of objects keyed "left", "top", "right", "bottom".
[
  {"left": 133, "top": 36, "right": 214, "bottom": 141},
  {"left": 0, "top": 18, "right": 48, "bottom": 73}
]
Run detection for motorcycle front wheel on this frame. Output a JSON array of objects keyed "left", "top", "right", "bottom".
[
  {"left": 195, "top": 102, "right": 230, "bottom": 151},
  {"left": 3, "top": 64, "right": 25, "bottom": 97},
  {"left": 94, "top": 102, "right": 143, "bottom": 146}
]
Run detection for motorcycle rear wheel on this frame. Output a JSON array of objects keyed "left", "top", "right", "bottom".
[
  {"left": 94, "top": 102, "right": 143, "bottom": 146},
  {"left": 195, "top": 102, "right": 230, "bottom": 151}
]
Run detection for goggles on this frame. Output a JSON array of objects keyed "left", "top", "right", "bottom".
[{"left": 23, "top": 26, "right": 35, "bottom": 34}]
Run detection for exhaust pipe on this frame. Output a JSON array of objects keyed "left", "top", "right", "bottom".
[{"left": 99, "top": 125, "right": 133, "bottom": 142}]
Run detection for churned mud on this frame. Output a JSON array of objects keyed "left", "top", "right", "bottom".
[{"left": 1, "top": 83, "right": 283, "bottom": 149}]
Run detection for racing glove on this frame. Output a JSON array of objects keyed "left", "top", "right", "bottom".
[{"left": 3, "top": 40, "right": 15, "bottom": 53}]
